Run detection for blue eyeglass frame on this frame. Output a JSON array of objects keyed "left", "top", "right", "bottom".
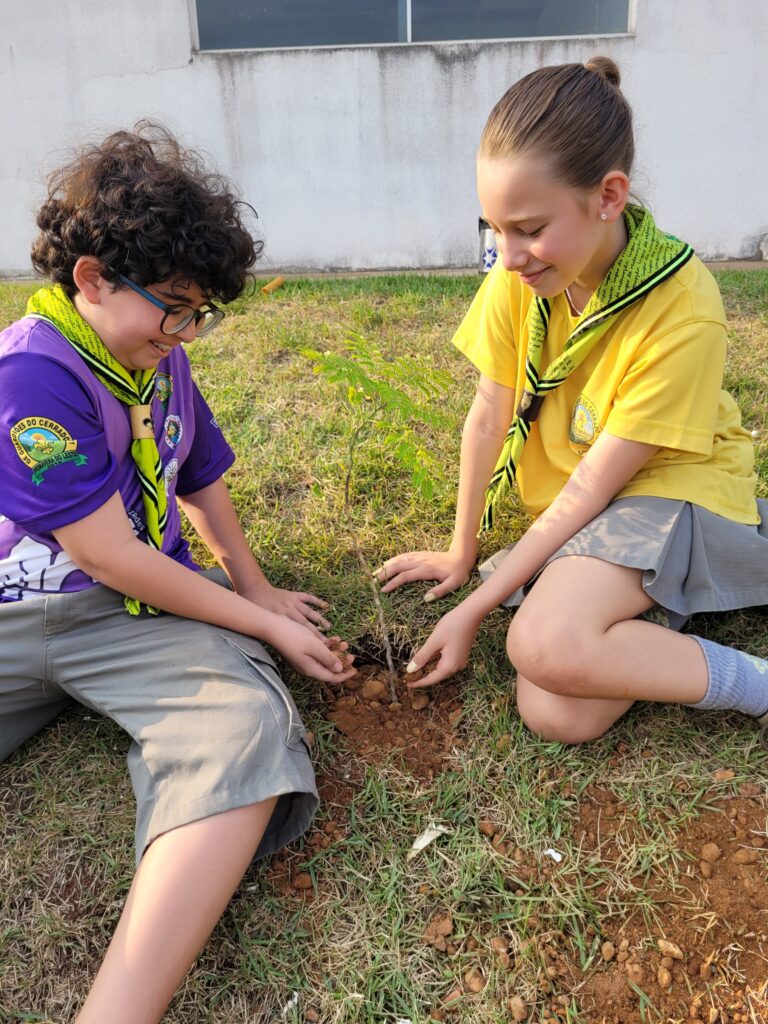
[{"left": 118, "top": 274, "right": 225, "bottom": 337}]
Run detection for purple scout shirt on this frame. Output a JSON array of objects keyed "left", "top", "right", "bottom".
[{"left": 0, "top": 315, "right": 235, "bottom": 601}]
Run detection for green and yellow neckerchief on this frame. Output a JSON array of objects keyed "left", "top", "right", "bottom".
[
  {"left": 27, "top": 284, "right": 167, "bottom": 614},
  {"left": 482, "top": 204, "right": 693, "bottom": 532}
]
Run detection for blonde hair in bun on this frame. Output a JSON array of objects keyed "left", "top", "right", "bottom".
[
  {"left": 479, "top": 57, "right": 633, "bottom": 190},
  {"left": 584, "top": 55, "right": 621, "bottom": 88}
]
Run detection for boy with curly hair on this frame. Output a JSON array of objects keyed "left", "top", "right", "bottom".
[{"left": 0, "top": 123, "right": 355, "bottom": 1023}]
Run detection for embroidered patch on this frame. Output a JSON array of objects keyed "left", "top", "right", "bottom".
[
  {"left": 164, "top": 457, "right": 179, "bottom": 493},
  {"left": 155, "top": 372, "right": 173, "bottom": 410},
  {"left": 164, "top": 414, "right": 182, "bottom": 450},
  {"left": 10, "top": 417, "right": 88, "bottom": 485},
  {"left": 569, "top": 394, "right": 601, "bottom": 453}
]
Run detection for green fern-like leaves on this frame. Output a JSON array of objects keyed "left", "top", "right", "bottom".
[{"left": 303, "top": 332, "right": 451, "bottom": 499}]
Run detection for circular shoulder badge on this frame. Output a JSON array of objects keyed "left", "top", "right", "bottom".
[
  {"left": 164, "top": 414, "right": 183, "bottom": 450},
  {"left": 569, "top": 394, "right": 601, "bottom": 453}
]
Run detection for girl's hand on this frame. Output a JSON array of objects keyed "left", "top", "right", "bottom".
[
  {"left": 374, "top": 549, "right": 475, "bottom": 601},
  {"left": 404, "top": 606, "right": 481, "bottom": 688},
  {"left": 268, "top": 621, "right": 357, "bottom": 683},
  {"left": 239, "top": 582, "right": 332, "bottom": 635}
]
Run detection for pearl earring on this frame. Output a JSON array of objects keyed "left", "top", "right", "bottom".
[{"left": 600, "top": 213, "right": 608, "bottom": 221}]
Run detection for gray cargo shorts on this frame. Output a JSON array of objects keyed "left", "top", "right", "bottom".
[{"left": 0, "top": 569, "right": 318, "bottom": 863}]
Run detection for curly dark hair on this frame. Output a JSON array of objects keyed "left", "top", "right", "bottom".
[{"left": 31, "top": 121, "right": 261, "bottom": 302}]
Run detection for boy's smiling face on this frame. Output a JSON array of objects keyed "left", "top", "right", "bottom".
[{"left": 72, "top": 257, "right": 206, "bottom": 372}]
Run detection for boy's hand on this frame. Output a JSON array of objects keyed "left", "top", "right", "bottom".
[
  {"left": 404, "top": 606, "right": 480, "bottom": 688},
  {"left": 373, "top": 549, "right": 474, "bottom": 602},
  {"left": 268, "top": 620, "right": 357, "bottom": 683},
  {"left": 239, "top": 582, "right": 332, "bottom": 634}
]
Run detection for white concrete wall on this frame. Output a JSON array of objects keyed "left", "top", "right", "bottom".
[{"left": 2, "top": 0, "right": 767, "bottom": 274}]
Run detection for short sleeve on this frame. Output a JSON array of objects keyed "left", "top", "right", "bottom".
[
  {"left": 605, "top": 319, "right": 727, "bottom": 454},
  {"left": 175, "top": 382, "right": 235, "bottom": 495},
  {"left": 451, "top": 260, "right": 519, "bottom": 387},
  {"left": 0, "top": 352, "right": 120, "bottom": 531}
]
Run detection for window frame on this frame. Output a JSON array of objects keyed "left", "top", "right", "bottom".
[{"left": 188, "top": 0, "right": 637, "bottom": 55}]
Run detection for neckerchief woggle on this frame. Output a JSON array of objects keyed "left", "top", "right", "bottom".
[
  {"left": 26, "top": 284, "right": 167, "bottom": 614},
  {"left": 481, "top": 204, "right": 693, "bottom": 532}
]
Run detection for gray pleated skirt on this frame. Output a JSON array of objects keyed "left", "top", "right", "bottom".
[{"left": 479, "top": 496, "right": 768, "bottom": 631}]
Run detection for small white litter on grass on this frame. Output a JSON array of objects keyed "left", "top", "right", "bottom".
[
  {"left": 407, "top": 822, "right": 451, "bottom": 861},
  {"left": 543, "top": 847, "right": 564, "bottom": 863},
  {"left": 281, "top": 990, "right": 300, "bottom": 1017}
]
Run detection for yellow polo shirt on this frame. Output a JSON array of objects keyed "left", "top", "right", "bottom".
[{"left": 453, "top": 255, "right": 758, "bottom": 524}]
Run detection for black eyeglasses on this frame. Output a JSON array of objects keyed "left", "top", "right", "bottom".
[{"left": 119, "top": 275, "right": 225, "bottom": 337}]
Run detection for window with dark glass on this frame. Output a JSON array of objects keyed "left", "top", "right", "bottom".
[
  {"left": 196, "top": 1, "right": 403, "bottom": 50},
  {"left": 412, "top": 1, "right": 630, "bottom": 43},
  {"left": 195, "top": 0, "right": 630, "bottom": 51}
]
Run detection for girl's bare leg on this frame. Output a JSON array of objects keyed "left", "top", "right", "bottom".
[
  {"left": 508, "top": 556, "right": 708, "bottom": 743},
  {"left": 516, "top": 673, "right": 636, "bottom": 744},
  {"left": 76, "top": 798, "right": 277, "bottom": 1024}
]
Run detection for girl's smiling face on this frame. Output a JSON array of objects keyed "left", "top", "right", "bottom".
[{"left": 477, "top": 153, "right": 629, "bottom": 297}]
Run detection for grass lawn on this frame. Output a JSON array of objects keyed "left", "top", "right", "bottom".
[{"left": 1, "top": 271, "right": 767, "bottom": 1024}]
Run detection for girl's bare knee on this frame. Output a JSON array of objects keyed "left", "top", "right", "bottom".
[
  {"left": 515, "top": 683, "right": 611, "bottom": 745},
  {"left": 507, "top": 614, "right": 591, "bottom": 698}
]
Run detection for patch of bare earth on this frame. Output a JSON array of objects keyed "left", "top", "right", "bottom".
[
  {"left": 264, "top": 660, "right": 462, "bottom": 898},
  {"left": 323, "top": 663, "right": 462, "bottom": 781},
  {"left": 574, "top": 782, "right": 767, "bottom": 1024}
]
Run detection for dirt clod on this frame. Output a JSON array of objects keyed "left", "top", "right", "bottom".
[
  {"left": 657, "top": 939, "right": 684, "bottom": 960},
  {"left": 601, "top": 941, "right": 616, "bottom": 962},
  {"left": 291, "top": 871, "right": 313, "bottom": 891},
  {"left": 443, "top": 986, "right": 462, "bottom": 1006},
  {"left": 421, "top": 912, "right": 453, "bottom": 952},
  {"left": 626, "top": 962, "right": 644, "bottom": 985},
  {"left": 732, "top": 847, "right": 760, "bottom": 864},
  {"left": 658, "top": 965, "right": 673, "bottom": 989},
  {"left": 508, "top": 994, "right": 528, "bottom": 1020},
  {"left": 701, "top": 841, "right": 722, "bottom": 863},
  {"left": 360, "top": 677, "right": 388, "bottom": 701},
  {"left": 334, "top": 695, "right": 356, "bottom": 710},
  {"left": 463, "top": 967, "right": 485, "bottom": 993}
]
